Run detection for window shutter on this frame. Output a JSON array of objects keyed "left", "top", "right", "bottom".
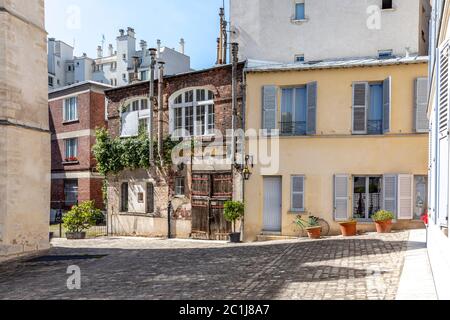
[
  {"left": 121, "top": 183, "right": 129, "bottom": 212},
  {"left": 146, "top": 183, "right": 155, "bottom": 214},
  {"left": 383, "top": 77, "right": 391, "bottom": 133},
  {"left": 121, "top": 111, "right": 139, "bottom": 137},
  {"left": 262, "top": 86, "right": 278, "bottom": 133},
  {"left": 352, "top": 83, "right": 368, "bottom": 134},
  {"left": 334, "top": 175, "right": 349, "bottom": 221},
  {"left": 291, "top": 176, "right": 305, "bottom": 211},
  {"left": 306, "top": 82, "right": 317, "bottom": 135},
  {"left": 383, "top": 175, "right": 397, "bottom": 215},
  {"left": 439, "top": 41, "right": 450, "bottom": 137},
  {"left": 398, "top": 174, "right": 413, "bottom": 220},
  {"left": 415, "top": 77, "right": 429, "bottom": 133}
]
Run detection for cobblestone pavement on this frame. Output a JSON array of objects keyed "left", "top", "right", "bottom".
[{"left": 0, "top": 232, "right": 410, "bottom": 300}]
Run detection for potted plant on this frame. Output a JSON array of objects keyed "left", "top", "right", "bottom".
[
  {"left": 295, "top": 215, "right": 322, "bottom": 239},
  {"left": 338, "top": 219, "right": 358, "bottom": 237},
  {"left": 63, "top": 201, "right": 102, "bottom": 240},
  {"left": 224, "top": 201, "right": 245, "bottom": 243},
  {"left": 372, "top": 210, "right": 395, "bottom": 234}
]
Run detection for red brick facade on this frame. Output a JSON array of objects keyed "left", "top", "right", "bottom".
[{"left": 49, "top": 82, "right": 111, "bottom": 210}]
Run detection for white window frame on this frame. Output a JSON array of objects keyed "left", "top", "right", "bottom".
[
  {"left": 291, "top": 175, "right": 305, "bottom": 212},
  {"left": 63, "top": 96, "right": 78, "bottom": 122},
  {"left": 120, "top": 98, "right": 151, "bottom": 138},
  {"left": 170, "top": 88, "right": 215, "bottom": 138},
  {"left": 175, "top": 177, "right": 186, "bottom": 196}
]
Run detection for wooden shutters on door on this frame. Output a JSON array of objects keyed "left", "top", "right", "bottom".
[
  {"left": 334, "top": 175, "right": 349, "bottom": 221},
  {"left": 398, "top": 174, "right": 414, "bottom": 220},
  {"left": 352, "top": 83, "right": 368, "bottom": 134},
  {"left": 383, "top": 77, "right": 391, "bottom": 133},
  {"left": 415, "top": 77, "right": 429, "bottom": 133},
  {"left": 306, "top": 82, "right": 317, "bottom": 135},
  {"left": 262, "top": 86, "right": 278, "bottom": 133}
]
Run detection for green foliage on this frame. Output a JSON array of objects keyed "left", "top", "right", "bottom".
[
  {"left": 372, "top": 210, "right": 395, "bottom": 222},
  {"left": 295, "top": 215, "right": 320, "bottom": 231},
  {"left": 224, "top": 201, "right": 245, "bottom": 233},
  {"left": 63, "top": 201, "right": 103, "bottom": 233},
  {"left": 92, "top": 128, "right": 177, "bottom": 176}
]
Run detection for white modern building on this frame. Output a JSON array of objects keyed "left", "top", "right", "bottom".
[
  {"left": 427, "top": 0, "right": 450, "bottom": 301},
  {"left": 48, "top": 27, "right": 191, "bottom": 89},
  {"left": 230, "top": 0, "right": 431, "bottom": 63}
]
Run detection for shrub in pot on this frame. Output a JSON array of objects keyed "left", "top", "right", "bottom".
[
  {"left": 224, "top": 201, "right": 245, "bottom": 243},
  {"left": 63, "top": 201, "right": 102, "bottom": 240},
  {"left": 296, "top": 215, "right": 322, "bottom": 239},
  {"left": 339, "top": 219, "right": 358, "bottom": 237},
  {"left": 372, "top": 210, "right": 395, "bottom": 234}
]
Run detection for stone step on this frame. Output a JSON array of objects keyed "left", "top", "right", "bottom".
[{"left": 257, "top": 234, "right": 299, "bottom": 242}]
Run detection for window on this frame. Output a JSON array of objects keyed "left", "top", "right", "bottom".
[
  {"left": 281, "top": 87, "right": 307, "bottom": 136},
  {"left": 111, "top": 62, "right": 117, "bottom": 70},
  {"left": 121, "top": 183, "right": 129, "bottom": 212},
  {"left": 291, "top": 176, "right": 305, "bottom": 211},
  {"left": 146, "top": 183, "right": 154, "bottom": 213},
  {"left": 57, "top": 79, "right": 60, "bottom": 85},
  {"left": 353, "top": 176, "right": 382, "bottom": 220},
  {"left": 294, "top": 54, "right": 305, "bottom": 63},
  {"left": 175, "top": 177, "right": 185, "bottom": 196},
  {"left": 171, "top": 89, "right": 215, "bottom": 137},
  {"left": 64, "top": 180, "right": 78, "bottom": 207},
  {"left": 64, "top": 97, "right": 78, "bottom": 122},
  {"left": 64, "top": 138, "right": 78, "bottom": 161},
  {"left": 139, "top": 118, "right": 149, "bottom": 134},
  {"left": 138, "top": 193, "right": 144, "bottom": 203},
  {"left": 141, "top": 70, "right": 149, "bottom": 81},
  {"left": 382, "top": 0, "right": 393, "bottom": 10},
  {"left": 295, "top": 2, "right": 305, "bottom": 20},
  {"left": 48, "top": 76, "right": 54, "bottom": 87},
  {"left": 378, "top": 50, "right": 393, "bottom": 59},
  {"left": 121, "top": 99, "right": 151, "bottom": 137},
  {"left": 123, "top": 54, "right": 127, "bottom": 60},
  {"left": 123, "top": 73, "right": 127, "bottom": 80}
]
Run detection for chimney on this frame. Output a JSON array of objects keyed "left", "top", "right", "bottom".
[
  {"left": 216, "top": 38, "right": 221, "bottom": 65},
  {"left": 179, "top": 38, "right": 185, "bottom": 54},
  {"left": 132, "top": 56, "right": 140, "bottom": 83},
  {"left": 140, "top": 40, "right": 148, "bottom": 54},
  {"left": 108, "top": 44, "right": 114, "bottom": 56},
  {"left": 127, "top": 27, "right": 135, "bottom": 38},
  {"left": 157, "top": 39, "right": 161, "bottom": 58},
  {"left": 82, "top": 53, "right": 87, "bottom": 57},
  {"left": 119, "top": 29, "right": 125, "bottom": 37},
  {"left": 97, "top": 46, "right": 103, "bottom": 58}
]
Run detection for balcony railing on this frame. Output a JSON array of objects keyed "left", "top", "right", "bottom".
[
  {"left": 367, "top": 120, "right": 383, "bottom": 135},
  {"left": 279, "top": 121, "right": 307, "bottom": 136}
]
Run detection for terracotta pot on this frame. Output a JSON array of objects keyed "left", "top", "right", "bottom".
[
  {"left": 306, "top": 227, "right": 322, "bottom": 239},
  {"left": 375, "top": 220, "right": 393, "bottom": 234},
  {"left": 339, "top": 221, "right": 357, "bottom": 237}
]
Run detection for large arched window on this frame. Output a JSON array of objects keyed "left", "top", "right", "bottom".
[
  {"left": 121, "top": 98, "right": 150, "bottom": 137},
  {"left": 170, "top": 88, "right": 215, "bottom": 137}
]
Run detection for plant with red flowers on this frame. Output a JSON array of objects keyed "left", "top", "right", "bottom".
[{"left": 65, "top": 156, "right": 78, "bottom": 163}]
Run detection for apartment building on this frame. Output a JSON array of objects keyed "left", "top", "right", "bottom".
[
  {"left": 427, "top": 0, "right": 450, "bottom": 300},
  {"left": 0, "top": 0, "right": 50, "bottom": 262},
  {"left": 230, "top": 0, "right": 431, "bottom": 63},
  {"left": 48, "top": 27, "right": 191, "bottom": 89},
  {"left": 244, "top": 57, "right": 429, "bottom": 241},
  {"left": 49, "top": 81, "right": 112, "bottom": 212}
]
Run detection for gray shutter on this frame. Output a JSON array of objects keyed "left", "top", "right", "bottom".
[
  {"left": 415, "top": 77, "right": 429, "bottom": 133},
  {"left": 334, "top": 175, "right": 349, "bottom": 221},
  {"left": 398, "top": 174, "right": 413, "bottom": 220},
  {"left": 262, "top": 86, "right": 278, "bottom": 132},
  {"left": 352, "top": 83, "right": 368, "bottom": 134},
  {"left": 383, "top": 76, "right": 391, "bottom": 133},
  {"left": 439, "top": 42, "right": 450, "bottom": 136},
  {"left": 383, "top": 175, "right": 397, "bottom": 216},
  {"left": 291, "top": 176, "right": 305, "bottom": 211},
  {"left": 306, "top": 82, "right": 317, "bottom": 135}
]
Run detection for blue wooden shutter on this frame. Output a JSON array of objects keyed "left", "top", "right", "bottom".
[
  {"left": 383, "top": 175, "right": 397, "bottom": 216},
  {"left": 383, "top": 77, "right": 391, "bottom": 133},
  {"left": 262, "top": 86, "right": 278, "bottom": 133},
  {"left": 415, "top": 77, "right": 429, "bottom": 133},
  {"left": 334, "top": 175, "right": 349, "bottom": 221},
  {"left": 306, "top": 82, "right": 317, "bottom": 135},
  {"left": 352, "top": 83, "right": 368, "bottom": 134}
]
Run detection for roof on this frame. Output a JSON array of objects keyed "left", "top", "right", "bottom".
[
  {"left": 246, "top": 55, "right": 429, "bottom": 73},
  {"left": 48, "top": 81, "right": 113, "bottom": 97}
]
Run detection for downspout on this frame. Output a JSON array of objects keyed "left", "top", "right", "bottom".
[
  {"left": 149, "top": 48, "right": 157, "bottom": 162},
  {"left": 157, "top": 61, "right": 165, "bottom": 165},
  {"left": 241, "top": 62, "right": 248, "bottom": 240},
  {"left": 231, "top": 43, "right": 239, "bottom": 165}
]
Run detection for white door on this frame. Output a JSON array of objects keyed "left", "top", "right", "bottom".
[{"left": 263, "top": 177, "right": 282, "bottom": 232}]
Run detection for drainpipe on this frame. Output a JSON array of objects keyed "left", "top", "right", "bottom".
[
  {"left": 241, "top": 64, "right": 247, "bottom": 241},
  {"left": 157, "top": 61, "right": 165, "bottom": 165},
  {"left": 222, "top": 11, "right": 228, "bottom": 65},
  {"left": 231, "top": 43, "right": 239, "bottom": 165},
  {"left": 149, "top": 48, "right": 157, "bottom": 162}
]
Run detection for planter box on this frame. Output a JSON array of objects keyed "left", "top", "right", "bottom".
[{"left": 66, "top": 232, "right": 87, "bottom": 240}]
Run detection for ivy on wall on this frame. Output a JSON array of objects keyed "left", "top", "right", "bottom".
[{"left": 92, "top": 128, "right": 178, "bottom": 176}]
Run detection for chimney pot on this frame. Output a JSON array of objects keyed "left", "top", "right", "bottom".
[
  {"left": 179, "top": 38, "right": 185, "bottom": 54},
  {"left": 119, "top": 29, "right": 125, "bottom": 36},
  {"left": 108, "top": 44, "right": 114, "bottom": 56},
  {"left": 97, "top": 46, "right": 103, "bottom": 58}
]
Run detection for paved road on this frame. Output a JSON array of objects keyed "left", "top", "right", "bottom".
[{"left": 0, "top": 232, "right": 410, "bottom": 300}]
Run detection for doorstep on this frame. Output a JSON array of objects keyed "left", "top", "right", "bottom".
[{"left": 257, "top": 234, "right": 299, "bottom": 242}]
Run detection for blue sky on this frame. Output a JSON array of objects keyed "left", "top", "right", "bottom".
[{"left": 45, "top": 0, "right": 229, "bottom": 70}]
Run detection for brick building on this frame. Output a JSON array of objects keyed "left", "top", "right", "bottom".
[
  {"left": 49, "top": 81, "right": 112, "bottom": 212},
  {"left": 104, "top": 62, "right": 245, "bottom": 239}
]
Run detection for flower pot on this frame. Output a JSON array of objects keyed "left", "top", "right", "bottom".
[
  {"left": 306, "top": 227, "right": 322, "bottom": 239},
  {"left": 229, "top": 232, "right": 241, "bottom": 243},
  {"left": 66, "top": 232, "right": 87, "bottom": 240},
  {"left": 375, "top": 220, "right": 393, "bottom": 234},
  {"left": 339, "top": 221, "right": 357, "bottom": 237}
]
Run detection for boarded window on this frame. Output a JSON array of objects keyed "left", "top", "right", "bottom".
[{"left": 146, "top": 183, "right": 154, "bottom": 214}]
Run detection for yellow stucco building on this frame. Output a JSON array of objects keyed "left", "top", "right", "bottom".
[{"left": 244, "top": 57, "right": 429, "bottom": 241}]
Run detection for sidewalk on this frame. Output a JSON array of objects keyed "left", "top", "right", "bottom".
[{"left": 396, "top": 229, "right": 438, "bottom": 300}]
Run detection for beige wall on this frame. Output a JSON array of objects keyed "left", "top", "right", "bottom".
[
  {"left": 0, "top": 0, "right": 50, "bottom": 262},
  {"left": 244, "top": 62, "right": 428, "bottom": 241}
]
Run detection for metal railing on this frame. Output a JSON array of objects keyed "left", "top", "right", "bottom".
[
  {"left": 367, "top": 120, "right": 383, "bottom": 135},
  {"left": 279, "top": 121, "right": 307, "bottom": 136}
]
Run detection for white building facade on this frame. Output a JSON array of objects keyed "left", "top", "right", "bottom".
[
  {"left": 48, "top": 27, "right": 191, "bottom": 89},
  {"left": 230, "top": 0, "right": 431, "bottom": 64}
]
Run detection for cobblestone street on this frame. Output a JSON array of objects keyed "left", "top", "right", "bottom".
[{"left": 0, "top": 232, "right": 412, "bottom": 300}]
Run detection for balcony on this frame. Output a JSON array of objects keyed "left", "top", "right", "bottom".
[{"left": 279, "top": 121, "right": 307, "bottom": 136}]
